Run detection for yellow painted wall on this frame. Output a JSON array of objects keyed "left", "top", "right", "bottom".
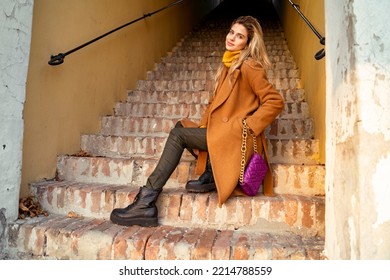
[
  {"left": 273, "top": 0, "right": 326, "bottom": 163},
  {"left": 21, "top": 0, "right": 222, "bottom": 197}
]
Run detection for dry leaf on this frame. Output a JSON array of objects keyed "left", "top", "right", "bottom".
[
  {"left": 67, "top": 211, "right": 81, "bottom": 218},
  {"left": 18, "top": 196, "right": 48, "bottom": 219}
]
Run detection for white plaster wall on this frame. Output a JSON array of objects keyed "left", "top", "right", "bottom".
[
  {"left": 326, "top": 0, "right": 390, "bottom": 259},
  {"left": 0, "top": 0, "right": 33, "bottom": 221}
]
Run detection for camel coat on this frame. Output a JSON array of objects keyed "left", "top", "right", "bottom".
[{"left": 198, "top": 59, "right": 284, "bottom": 206}]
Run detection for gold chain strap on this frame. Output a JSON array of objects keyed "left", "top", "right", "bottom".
[{"left": 239, "top": 119, "right": 258, "bottom": 184}]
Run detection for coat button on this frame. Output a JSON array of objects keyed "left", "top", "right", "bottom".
[{"left": 222, "top": 117, "right": 229, "bottom": 122}]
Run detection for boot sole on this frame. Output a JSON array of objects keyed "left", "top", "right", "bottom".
[
  {"left": 110, "top": 213, "right": 158, "bottom": 227},
  {"left": 185, "top": 183, "right": 216, "bottom": 193}
]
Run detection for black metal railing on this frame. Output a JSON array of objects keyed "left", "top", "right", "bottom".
[
  {"left": 48, "top": 0, "right": 186, "bottom": 66},
  {"left": 288, "top": 0, "right": 325, "bottom": 60}
]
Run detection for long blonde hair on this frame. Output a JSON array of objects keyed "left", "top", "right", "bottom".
[{"left": 213, "top": 16, "right": 271, "bottom": 94}]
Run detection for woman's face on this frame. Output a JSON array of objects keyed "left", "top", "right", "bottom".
[{"left": 225, "top": 23, "right": 249, "bottom": 52}]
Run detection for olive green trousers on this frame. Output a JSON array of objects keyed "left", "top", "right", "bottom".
[{"left": 145, "top": 121, "right": 207, "bottom": 190}]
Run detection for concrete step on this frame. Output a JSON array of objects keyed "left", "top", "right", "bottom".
[
  {"left": 99, "top": 116, "right": 314, "bottom": 139},
  {"left": 80, "top": 135, "right": 320, "bottom": 165},
  {"left": 55, "top": 156, "right": 325, "bottom": 196},
  {"left": 7, "top": 213, "right": 325, "bottom": 260},
  {"left": 28, "top": 181, "right": 325, "bottom": 238}
]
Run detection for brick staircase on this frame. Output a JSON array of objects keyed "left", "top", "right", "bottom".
[{"left": 6, "top": 2, "right": 326, "bottom": 260}]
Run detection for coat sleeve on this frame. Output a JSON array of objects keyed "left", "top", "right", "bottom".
[{"left": 244, "top": 62, "right": 284, "bottom": 136}]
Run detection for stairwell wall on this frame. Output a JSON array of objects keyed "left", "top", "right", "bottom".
[
  {"left": 272, "top": 0, "right": 326, "bottom": 164},
  {"left": 21, "top": 0, "right": 223, "bottom": 198},
  {"left": 0, "top": 0, "right": 33, "bottom": 228},
  {"left": 325, "top": 0, "right": 390, "bottom": 260}
]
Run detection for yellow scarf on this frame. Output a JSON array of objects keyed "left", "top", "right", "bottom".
[{"left": 222, "top": 50, "right": 241, "bottom": 67}]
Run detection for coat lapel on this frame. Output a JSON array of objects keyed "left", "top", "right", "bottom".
[{"left": 210, "top": 68, "right": 241, "bottom": 112}]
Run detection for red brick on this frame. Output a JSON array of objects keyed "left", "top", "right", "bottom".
[
  {"left": 90, "top": 187, "right": 103, "bottom": 214},
  {"left": 160, "top": 227, "right": 185, "bottom": 259},
  {"left": 145, "top": 226, "right": 172, "bottom": 260},
  {"left": 191, "top": 229, "right": 217, "bottom": 260},
  {"left": 176, "top": 162, "right": 190, "bottom": 184},
  {"left": 225, "top": 197, "right": 238, "bottom": 224},
  {"left": 70, "top": 218, "right": 106, "bottom": 257},
  {"left": 46, "top": 185, "right": 54, "bottom": 206},
  {"left": 113, "top": 226, "right": 141, "bottom": 259},
  {"left": 269, "top": 196, "right": 284, "bottom": 222},
  {"left": 193, "top": 194, "right": 209, "bottom": 223},
  {"left": 300, "top": 197, "right": 314, "bottom": 229},
  {"left": 252, "top": 233, "right": 272, "bottom": 259},
  {"left": 284, "top": 195, "right": 298, "bottom": 226},
  {"left": 179, "top": 193, "right": 195, "bottom": 221},
  {"left": 207, "top": 192, "right": 219, "bottom": 224},
  {"left": 231, "top": 232, "right": 250, "bottom": 260},
  {"left": 237, "top": 197, "right": 252, "bottom": 225},
  {"left": 171, "top": 227, "right": 201, "bottom": 259},
  {"left": 123, "top": 226, "right": 154, "bottom": 259},
  {"left": 167, "top": 193, "right": 181, "bottom": 220},
  {"left": 211, "top": 230, "right": 233, "bottom": 259}
]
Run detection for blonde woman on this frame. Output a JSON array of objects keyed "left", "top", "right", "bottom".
[{"left": 110, "top": 16, "right": 284, "bottom": 227}]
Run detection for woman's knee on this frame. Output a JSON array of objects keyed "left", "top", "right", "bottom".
[
  {"left": 175, "top": 121, "right": 183, "bottom": 128},
  {"left": 169, "top": 127, "right": 183, "bottom": 142}
]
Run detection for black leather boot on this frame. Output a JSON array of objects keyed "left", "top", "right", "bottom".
[
  {"left": 110, "top": 186, "right": 161, "bottom": 227},
  {"left": 185, "top": 158, "right": 216, "bottom": 193}
]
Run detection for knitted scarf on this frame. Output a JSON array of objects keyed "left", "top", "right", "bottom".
[{"left": 222, "top": 50, "right": 241, "bottom": 67}]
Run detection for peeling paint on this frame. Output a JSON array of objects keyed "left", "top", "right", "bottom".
[
  {"left": 358, "top": 64, "right": 390, "bottom": 140},
  {"left": 0, "top": 0, "right": 33, "bottom": 221},
  {"left": 372, "top": 155, "right": 390, "bottom": 227}
]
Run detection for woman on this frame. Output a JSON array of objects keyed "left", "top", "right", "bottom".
[{"left": 110, "top": 16, "right": 284, "bottom": 227}]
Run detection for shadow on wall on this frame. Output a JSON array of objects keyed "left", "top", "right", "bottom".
[{"left": 0, "top": 209, "right": 6, "bottom": 259}]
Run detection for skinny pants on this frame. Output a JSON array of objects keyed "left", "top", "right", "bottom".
[{"left": 145, "top": 121, "right": 207, "bottom": 190}]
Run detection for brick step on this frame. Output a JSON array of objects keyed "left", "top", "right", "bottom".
[
  {"left": 169, "top": 44, "right": 289, "bottom": 57},
  {"left": 176, "top": 37, "right": 288, "bottom": 47},
  {"left": 99, "top": 116, "right": 314, "bottom": 140},
  {"left": 159, "top": 50, "right": 293, "bottom": 65},
  {"left": 55, "top": 156, "right": 325, "bottom": 196},
  {"left": 29, "top": 181, "right": 325, "bottom": 238},
  {"left": 181, "top": 30, "right": 285, "bottom": 40},
  {"left": 168, "top": 48, "right": 289, "bottom": 59},
  {"left": 153, "top": 59, "right": 295, "bottom": 73},
  {"left": 135, "top": 79, "right": 214, "bottom": 92},
  {"left": 126, "top": 88, "right": 306, "bottom": 104},
  {"left": 7, "top": 213, "right": 325, "bottom": 260},
  {"left": 135, "top": 77, "right": 301, "bottom": 92},
  {"left": 146, "top": 67, "right": 299, "bottom": 81},
  {"left": 168, "top": 43, "right": 289, "bottom": 56},
  {"left": 80, "top": 135, "right": 320, "bottom": 165},
  {"left": 113, "top": 101, "right": 309, "bottom": 119}
]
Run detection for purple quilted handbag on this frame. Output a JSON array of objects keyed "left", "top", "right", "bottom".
[
  {"left": 240, "top": 153, "right": 268, "bottom": 196},
  {"left": 239, "top": 119, "right": 268, "bottom": 196}
]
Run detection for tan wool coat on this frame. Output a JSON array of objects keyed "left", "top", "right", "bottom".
[{"left": 198, "top": 59, "right": 285, "bottom": 206}]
